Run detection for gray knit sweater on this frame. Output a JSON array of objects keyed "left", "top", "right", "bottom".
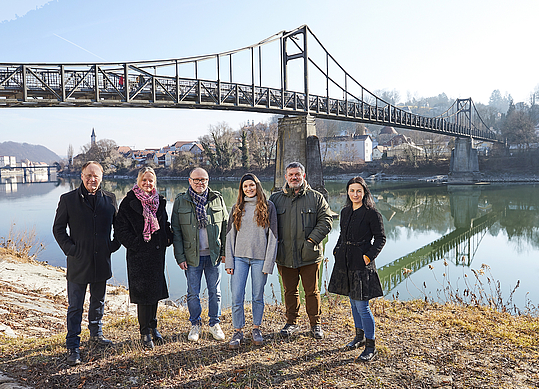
[{"left": 224, "top": 196, "right": 278, "bottom": 274}]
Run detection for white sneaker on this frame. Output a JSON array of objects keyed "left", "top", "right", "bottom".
[
  {"left": 188, "top": 324, "right": 201, "bottom": 342},
  {"left": 209, "top": 323, "right": 225, "bottom": 341}
]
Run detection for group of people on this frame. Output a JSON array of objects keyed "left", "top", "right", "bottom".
[{"left": 53, "top": 160, "right": 386, "bottom": 366}]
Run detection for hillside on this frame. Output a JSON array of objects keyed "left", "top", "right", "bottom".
[{"left": 0, "top": 141, "right": 60, "bottom": 164}]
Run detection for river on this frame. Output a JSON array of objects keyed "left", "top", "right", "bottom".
[{"left": 1, "top": 177, "right": 538, "bottom": 313}]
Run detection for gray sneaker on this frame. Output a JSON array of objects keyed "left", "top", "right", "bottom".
[
  {"left": 229, "top": 330, "right": 243, "bottom": 349},
  {"left": 280, "top": 323, "right": 299, "bottom": 337},
  {"left": 252, "top": 328, "right": 264, "bottom": 346}
]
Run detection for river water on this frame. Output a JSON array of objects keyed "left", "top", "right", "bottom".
[{"left": 1, "top": 177, "right": 538, "bottom": 313}]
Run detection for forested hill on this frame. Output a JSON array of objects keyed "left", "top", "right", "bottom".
[{"left": 0, "top": 142, "right": 60, "bottom": 164}]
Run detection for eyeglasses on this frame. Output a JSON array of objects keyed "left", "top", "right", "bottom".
[{"left": 190, "top": 178, "right": 208, "bottom": 184}]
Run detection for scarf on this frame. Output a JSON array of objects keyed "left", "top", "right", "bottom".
[
  {"left": 188, "top": 186, "right": 208, "bottom": 229},
  {"left": 133, "top": 184, "right": 160, "bottom": 242}
]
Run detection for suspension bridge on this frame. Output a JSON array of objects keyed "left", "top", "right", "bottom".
[{"left": 0, "top": 25, "right": 500, "bottom": 143}]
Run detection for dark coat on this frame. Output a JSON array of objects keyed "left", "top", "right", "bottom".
[
  {"left": 115, "top": 190, "right": 172, "bottom": 305},
  {"left": 53, "top": 184, "right": 121, "bottom": 284},
  {"left": 328, "top": 205, "right": 386, "bottom": 300}
]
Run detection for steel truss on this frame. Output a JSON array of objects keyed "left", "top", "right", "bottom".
[{"left": 0, "top": 25, "right": 500, "bottom": 143}]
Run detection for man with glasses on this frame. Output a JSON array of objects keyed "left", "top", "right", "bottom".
[
  {"left": 53, "top": 161, "right": 121, "bottom": 366},
  {"left": 171, "top": 167, "right": 228, "bottom": 342}
]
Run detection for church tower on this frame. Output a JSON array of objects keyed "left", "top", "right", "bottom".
[{"left": 91, "top": 128, "right": 96, "bottom": 146}]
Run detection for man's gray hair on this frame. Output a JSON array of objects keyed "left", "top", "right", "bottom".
[{"left": 285, "top": 161, "right": 305, "bottom": 173}]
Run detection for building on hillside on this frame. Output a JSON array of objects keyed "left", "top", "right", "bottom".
[
  {"left": 154, "top": 151, "right": 173, "bottom": 167},
  {"left": 372, "top": 146, "right": 386, "bottom": 160},
  {"left": 91, "top": 128, "right": 96, "bottom": 145},
  {"left": 117, "top": 146, "right": 133, "bottom": 158},
  {"left": 320, "top": 134, "right": 373, "bottom": 162},
  {"left": 377, "top": 126, "right": 399, "bottom": 145},
  {"left": 0, "top": 156, "right": 16, "bottom": 167}
]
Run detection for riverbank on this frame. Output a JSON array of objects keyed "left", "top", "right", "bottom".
[{"left": 1, "top": 254, "right": 539, "bottom": 388}]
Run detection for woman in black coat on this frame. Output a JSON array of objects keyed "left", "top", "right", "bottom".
[
  {"left": 328, "top": 176, "right": 386, "bottom": 362},
  {"left": 115, "top": 167, "right": 172, "bottom": 349}
]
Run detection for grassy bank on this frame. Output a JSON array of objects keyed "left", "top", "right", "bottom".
[{"left": 1, "top": 294, "right": 538, "bottom": 388}]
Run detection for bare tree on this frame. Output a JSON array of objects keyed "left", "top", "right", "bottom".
[
  {"left": 199, "top": 122, "right": 239, "bottom": 171},
  {"left": 246, "top": 122, "right": 278, "bottom": 169}
]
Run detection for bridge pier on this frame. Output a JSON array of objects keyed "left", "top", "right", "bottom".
[
  {"left": 449, "top": 137, "right": 480, "bottom": 183},
  {"left": 273, "top": 115, "right": 327, "bottom": 196}
]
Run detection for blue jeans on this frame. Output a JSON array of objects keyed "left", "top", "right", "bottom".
[
  {"left": 66, "top": 280, "right": 106, "bottom": 349},
  {"left": 350, "top": 297, "right": 375, "bottom": 339},
  {"left": 230, "top": 257, "right": 268, "bottom": 329},
  {"left": 185, "top": 255, "right": 221, "bottom": 326}
]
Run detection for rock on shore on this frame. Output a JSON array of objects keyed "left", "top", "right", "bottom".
[{"left": 0, "top": 254, "right": 135, "bottom": 339}]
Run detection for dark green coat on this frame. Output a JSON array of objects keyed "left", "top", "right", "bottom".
[
  {"left": 269, "top": 183, "right": 332, "bottom": 269},
  {"left": 171, "top": 188, "right": 228, "bottom": 267}
]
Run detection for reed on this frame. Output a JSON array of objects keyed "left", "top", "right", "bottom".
[{"left": 0, "top": 222, "right": 45, "bottom": 262}]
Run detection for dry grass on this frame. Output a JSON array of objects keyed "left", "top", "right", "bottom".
[
  {"left": 1, "top": 295, "right": 539, "bottom": 388},
  {"left": 0, "top": 223, "right": 45, "bottom": 262}
]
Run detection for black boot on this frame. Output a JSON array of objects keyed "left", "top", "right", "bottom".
[
  {"left": 141, "top": 334, "right": 154, "bottom": 350},
  {"left": 151, "top": 328, "right": 164, "bottom": 345},
  {"left": 346, "top": 328, "right": 365, "bottom": 349},
  {"left": 358, "top": 338, "right": 377, "bottom": 362}
]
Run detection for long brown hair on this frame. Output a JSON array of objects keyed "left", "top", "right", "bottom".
[{"left": 232, "top": 173, "right": 269, "bottom": 230}]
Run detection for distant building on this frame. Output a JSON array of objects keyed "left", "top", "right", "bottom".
[
  {"left": 0, "top": 156, "right": 16, "bottom": 167},
  {"left": 321, "top": 134, "right": 373, "bottom": 162},
  {"left": 91, "top": 128, "right": 96, "bottom": 146}
]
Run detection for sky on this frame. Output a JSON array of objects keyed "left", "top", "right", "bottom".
[{"left": 1, "top": 0, "right": 538, "bottom": 157}]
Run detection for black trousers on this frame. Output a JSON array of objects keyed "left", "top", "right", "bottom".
[{"left": 137, "top": 303, "right": 158, "bottom": 335}]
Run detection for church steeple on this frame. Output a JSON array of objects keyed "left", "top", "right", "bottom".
[{"left": 91, "top": 128, "right": 96, "bottom": 146}]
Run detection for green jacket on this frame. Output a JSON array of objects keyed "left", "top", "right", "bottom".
[
  {"left": 269, "top": 183, "right": 332, "bottom": 269},
  {"left": 171, "top": 188, "right": 228, "bottom": 267}
]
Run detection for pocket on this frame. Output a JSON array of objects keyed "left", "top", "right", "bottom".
[
  {"left": 276, "top": 208, "right": 286, "bottom": 238},
  {"left": 178, "top": 207, "right": 192, "bottom": 225},
  {"left": 301, "top": 239, "right": 320, "bottom": 262},
  {"left": 301, "top": 208, "right": 316, "bottom": 236},
  {"left": 210, "top": 205, "right": 224, "bottom": 223}
]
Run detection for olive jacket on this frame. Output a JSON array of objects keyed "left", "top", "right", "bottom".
[
  {"left": 269, "top": 183, "right": 332, "bottom": 269},
  {"left": 171, "top": 188, "right": 228, "bottom": 267},
  {"left": 115, "top": 190, "right": 172, "bottom": 305},
  {"left": 328, "top": 205, "right": 386, "bottom": 300},
  {"left": 52, "top": 184, "right": 121, "bottom": 284}
]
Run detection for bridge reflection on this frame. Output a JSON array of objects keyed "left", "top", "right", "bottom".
[{"left": 375, "top": 185, "right": 501, "bottom": 295}]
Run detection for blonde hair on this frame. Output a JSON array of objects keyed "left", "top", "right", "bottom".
[{"left": 137, "top": 167, "right": 157, "bottom": 187}]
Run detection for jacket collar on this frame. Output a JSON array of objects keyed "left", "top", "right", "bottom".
[
  {"left": 78, "top": 183, "right": 102, "bottom": 198},
  {"left": 282, "top": 181, "right": 310, "bottom": 197}
]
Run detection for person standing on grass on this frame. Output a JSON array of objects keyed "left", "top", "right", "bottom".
[
  {"left": 269, "top": 162, "right": 332, "bottom": 340},
  {"left": 224, "top": 173, "right": 278, "bottom": 349},
  {"left": 115, "top": 167, "right": 173, "bottom": 350},
  {"left": 53, "top": 161, "right": 121, "bottom": 366},
  {"left": 171, "top": 167, "right": 228, "bottom": 342},
  {"left": 328, "top": 176, "right": 386, "bottom": 362}
]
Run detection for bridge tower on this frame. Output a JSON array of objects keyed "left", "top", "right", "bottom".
[
  {"left": 449, "top": 99, "right": 480, "bottom": 183},
  {"left": 273, "top": 115, "right": 326, "bottom": 197}
]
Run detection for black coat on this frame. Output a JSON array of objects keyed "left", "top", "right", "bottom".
[
  {"left": 115, "top": 190, "right": 172, "bottom": 305},
  {"left": 53, "top": 184, "right": 121, "bottom": 284},
  {"left": 328, "top": 205, "right": 386, "bottom": 300}
]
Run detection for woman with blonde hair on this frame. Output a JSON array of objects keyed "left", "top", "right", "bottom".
[
  {"left": 115, "top": 167, "right": 172, "bottom": 349},
  {"left": 225, "top": 173, "right": 278, "bottom": 349}
]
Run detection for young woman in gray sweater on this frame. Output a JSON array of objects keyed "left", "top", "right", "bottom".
[{"left": 225, "top": 173, "right": 278, "bottom": 349}]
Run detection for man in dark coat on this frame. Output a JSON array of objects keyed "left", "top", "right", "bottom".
[{"left": 53, "top": 161, "right": 121, "bottom": 366}]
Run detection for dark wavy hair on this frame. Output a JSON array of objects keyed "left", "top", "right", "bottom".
[
  {"left": 345, "top": 176, "right": 376, "bottom": 209},
  {"left": 232, "top": 173, "right": 270, "bottom": 230}
]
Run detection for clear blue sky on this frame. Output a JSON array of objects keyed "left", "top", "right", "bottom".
[{"left": 1, "top": 0, "right": 538, "bottom": 156}]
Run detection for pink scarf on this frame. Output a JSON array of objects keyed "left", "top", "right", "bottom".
[{"left": 133, "top": 184, "right": 160, "bottom": 242}]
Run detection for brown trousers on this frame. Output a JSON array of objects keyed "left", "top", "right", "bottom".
[{"left": 278, "top": 262, "right": 321, "bottom": 327}]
